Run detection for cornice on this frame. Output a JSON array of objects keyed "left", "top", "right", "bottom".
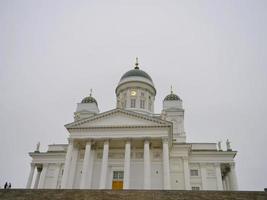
[
  {"left": 191, "top": 150, "right": 237, "bottom": 157},
  {"left": 67, "top": 124, "right": 171, "bottom": 131},
  {"left": 29, "top": 152, "right": 66, "bottom": 157}
]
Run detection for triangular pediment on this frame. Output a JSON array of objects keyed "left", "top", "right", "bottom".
[{"left": 65, "top": 109, "right": 171, "bottom": 129}]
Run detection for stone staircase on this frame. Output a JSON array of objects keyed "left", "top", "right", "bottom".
[{"left": 0, "top": 189, "right": 266, "bottom": 200}]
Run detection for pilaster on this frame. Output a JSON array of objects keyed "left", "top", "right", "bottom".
[
  {"left": 143, "top": 139, "right": 151, "bottom": 189},
  {"left": 162, "top": 137, "right": 171, "bottom": 189},
  {"left": 123, "top": 140, "right": 131, "bottom": 189},
  {"left": 200, "top": 163, "right": 207, "bottom": 190},
  {"left": 183, "top": 157, "right": 191, "bottom": 190},
  {"left": 52, "top": 163, "right": 61, "bottom": 189}
]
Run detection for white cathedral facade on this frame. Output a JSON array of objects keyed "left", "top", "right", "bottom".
[{"left": 26, "top": 61, "right": 238, "bottom": 191}]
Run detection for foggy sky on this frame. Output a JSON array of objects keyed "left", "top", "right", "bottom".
[{"left": 0, "top": 0, "right": 266, "bottom": 190}]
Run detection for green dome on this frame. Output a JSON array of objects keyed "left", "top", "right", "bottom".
[
  {"left": 120, "top": 68, "right": 153, "bottom": 82},
  {"left": 81, "top": 96, "right": 98, "bottom": 105},
  {"left": 164, "top": 93, "right": 181, "bottom": 101}
]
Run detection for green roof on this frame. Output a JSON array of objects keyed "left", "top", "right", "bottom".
[
  {"left": 164, "top": 93, "right": 181, "bottom": 101},
  {"left": 81, "top": 96, "right": 98, "bottom": 105},
  {"left": 120, "top": 68, "right": 153, "bottom": 82}
]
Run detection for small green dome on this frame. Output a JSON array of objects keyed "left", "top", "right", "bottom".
[
  {"left": 120, "top": 68, "right": 153, "bottom": 82},
  {"left": 164, "top": 93, "right": 181, "bottom": 101},
  {"left": 81, "top": 96, "right": 98, "bottom": 105}
]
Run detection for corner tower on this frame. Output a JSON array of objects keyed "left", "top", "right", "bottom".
[
  {"left": 74, "top": 91, "right": 99, "bottom": 121},
  {"left": 162, "top": 88, "right": 186, "bottom": 143},
  {"left": 115, "top": 58, "right": 156, "bottom": 115}
]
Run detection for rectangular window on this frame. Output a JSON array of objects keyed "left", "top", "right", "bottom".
[
  {"left": 192, "top": 186, "right": 200, "bottom": 190},
  {"left": 190, "top": 169, "right": 199, "bottom": 176},
  {"left": 113, "top": 171, "right": 124, "bottom": 180},
  {"left": 141, "top": 92, "right": 145, "bottom": 97},
  {"left": 130, "top": 99, "right": 136, "bottom": 108},
  {"left": 140, "top": 99, "right": 145, "bottom": 109}
]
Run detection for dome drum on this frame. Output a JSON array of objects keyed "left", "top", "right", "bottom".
[{"left": 116, "top": 65, "right": 156, "bottom": 114}]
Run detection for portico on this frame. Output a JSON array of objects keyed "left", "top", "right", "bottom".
[{"left": 59, "top": 136, "right": 171, "bottom": 189}]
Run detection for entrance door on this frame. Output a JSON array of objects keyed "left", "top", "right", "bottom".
[{"left": 112, "top": 171, "right": 124, "bottom": 190}]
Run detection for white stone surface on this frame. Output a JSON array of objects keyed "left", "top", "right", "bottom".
[{"left": 143, "top": 140, "right": 151, "bottom": 189}]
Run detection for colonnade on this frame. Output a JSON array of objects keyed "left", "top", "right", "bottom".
[
  {"left": 61, "top": 138, "right": 171, "bottom": 189},
  {"left": 26, "top": 141, "right": 238, "bottom": 191},
  {"left": 26, "top": 163, "right": 59, "bottom": 189}
]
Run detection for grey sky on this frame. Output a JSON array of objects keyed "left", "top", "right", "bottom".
[{"left": 0, "top": 0, "right": 266, "bottom": 190}]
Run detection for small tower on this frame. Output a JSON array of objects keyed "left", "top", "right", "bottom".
[
  {"left": 162, "top": 87, "right": 186, "bottom": 142},
  {"left": 74, "top": 90, "right": 99, "bottom": 121}
]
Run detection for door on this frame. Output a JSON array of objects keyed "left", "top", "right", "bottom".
[{"left": 112, "top": 171, "right": 124, "bottom": 189}]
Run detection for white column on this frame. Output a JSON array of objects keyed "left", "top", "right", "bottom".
[
  {"left": 215, "top": 163, "right": 223, "bottom": 190},
  {"left": 52, "top": 164, "right": 61, "bottom": 189},
  {"left": 99, "top": 140, "right": 109, "bottom": 189},
  {"left": 222, "top": 179, "right": 227, "bottom": 190},
  {"left": 38, "top": 163, "right": 48, "bottom": 188},
  {"left": 123, "top": 140, "right": 131, "bottom": 189},
  {"left": 26, "top": 163, "right": 35, "bottom": 188},
  {"left": 143, "top": 139, "right": 151, "bottom": 189},
  {"left": 87, "top": 150, "right": 95, "bottom": 189},
  {"left": 162, "top": 138, "right": 171, "bottom": 190},
  {"left": 225, "top": 175, "right": 230, "bottom": 190},
  {"left": 61, "top": 140, "right": 74, "bottom": 188},
  {"left": 229, "top": 163, "right": 238, "bottom": 190},
  {"left": 67, "top": 145, "right": 79, "bottom": 188},
  {"left": 183, "top": 157, "right": 191, "bottom": 190},
  {"left": 200, "top": 163, "right": 207, "bottom": 190},
  {"left": 80, "top": 140, "right": 92, "bottom": 189},
  {"left": 33, "top": 167, "right": 42, "bottom": 189}
]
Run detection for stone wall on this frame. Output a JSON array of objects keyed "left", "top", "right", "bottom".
[{"left": 0, "top": 189, "right": 266, "bottom": 200}]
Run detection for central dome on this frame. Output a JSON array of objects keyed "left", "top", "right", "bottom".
[
  {"left": 120, "top": 68, "right": 153, "bottom": 82},
  {"left": 115, "top": 58, "right": 156, "bottom": 114}
]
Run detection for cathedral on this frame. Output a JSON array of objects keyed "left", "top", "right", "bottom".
[{"left": 26, "top": 60, "right": 238, "bottom": 190}]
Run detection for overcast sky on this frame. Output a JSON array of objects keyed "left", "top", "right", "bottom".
[{"left": 0, "top": 0, "right": 267, "bottom": 190}]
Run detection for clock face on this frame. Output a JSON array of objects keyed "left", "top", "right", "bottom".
[{"left": 130, "top": 90, "right": 137, "bottom": 96}]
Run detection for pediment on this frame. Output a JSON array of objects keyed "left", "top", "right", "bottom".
[{"left": 65, "top": 109, "right": 171, "bottom": 129}]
